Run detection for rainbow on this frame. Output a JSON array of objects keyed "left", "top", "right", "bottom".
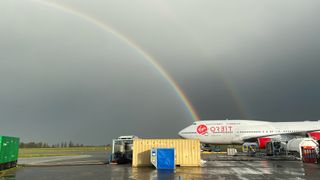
[{"left": 30, "top": 0, "right": 201, "bottom": 121}]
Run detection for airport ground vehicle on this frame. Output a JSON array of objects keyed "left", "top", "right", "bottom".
[
  {"left": 0, "top": 136, "right": 20, "bottom": 170},
  {"left": 265, "top": 141, "right": 286, "bottom": 156},
  {"left": 110, "top": 135, "right": 138, "bottom": 164}
]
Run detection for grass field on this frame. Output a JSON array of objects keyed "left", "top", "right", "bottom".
[
  {"left": 19, "top": 146, "right": 110, "bottom": 158},
  {"left": 0, "top": 167, "right": 20, "bottom": 175}
]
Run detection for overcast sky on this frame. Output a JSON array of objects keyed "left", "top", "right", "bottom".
[{"left": 1, "top": 0, "right": 320, "bottom": 144}]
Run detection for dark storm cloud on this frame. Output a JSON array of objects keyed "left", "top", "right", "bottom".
[
  {"left": 1, "top": 0, "right": 320, "bottom": 144},
  {"left": 0, "top": 0, "right": 192, "bottom": 144},
  {"left": 209, "top": 2, "right": 320, "bottom": 121}
]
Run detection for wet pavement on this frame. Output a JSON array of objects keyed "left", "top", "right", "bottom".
[
  {"left": 18, "top": 155, "right": 92, "bottom": 165},
  {"left": 18, "top": 151, "right": 107, "bottom": 166},
  {"left": 2, "top": 152, "right": 320, "bottom": 180}
]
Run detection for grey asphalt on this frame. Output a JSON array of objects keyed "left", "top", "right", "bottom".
[{"left": 18, "top": 155, "right": 91, "bottom": 165}]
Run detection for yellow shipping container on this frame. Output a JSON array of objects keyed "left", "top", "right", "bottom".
[{"left": 132, "top": 139, "right": 200, "bottom": 167}]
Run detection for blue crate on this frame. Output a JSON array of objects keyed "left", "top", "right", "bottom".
[{"left": 151, "top": 148, "right": 175, "bottom": 170}]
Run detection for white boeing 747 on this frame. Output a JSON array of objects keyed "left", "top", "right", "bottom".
[{"left": 179, "top": 120, "right": 320, "bottom": 148}]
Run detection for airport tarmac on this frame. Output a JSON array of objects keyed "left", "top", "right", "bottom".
[
  {"left": 18, "top": 155, "right": 92, "bottom": 166},
  {"left": 3, "top": 161, "right": 320, "bottom": 180},
  {"left": 17, "top": 151, "right": 106, "bottom": 166},
  {"left": 2, "top": 152, "right": 320, "bottom": 179}
]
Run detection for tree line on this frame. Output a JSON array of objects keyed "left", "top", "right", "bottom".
[{"left": 19, "top": 141, "right": 86, "bottom": 148}]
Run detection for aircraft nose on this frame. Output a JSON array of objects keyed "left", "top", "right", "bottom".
[
  {"left": 178, "top": 129, "right": 185, "bottom": 138},
  {"left": 178, "top": 126, "right": 190, "bottom": 139}
]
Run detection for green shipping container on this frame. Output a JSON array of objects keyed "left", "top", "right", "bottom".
[{"left": 0, "top": 136, "right": 19, "bottom": 170}]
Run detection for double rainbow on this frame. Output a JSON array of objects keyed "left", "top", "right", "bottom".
[{"left": 30, "top": 0, "right": 201, "bottom": 121}]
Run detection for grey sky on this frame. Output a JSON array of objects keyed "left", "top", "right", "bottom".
[{"left": 1, "top": 0, "right": 320, "bottom": 144}]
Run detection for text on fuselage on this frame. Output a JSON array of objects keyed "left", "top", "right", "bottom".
[{"left": 210, "top": 126, "right": 233, "bottom": 133}]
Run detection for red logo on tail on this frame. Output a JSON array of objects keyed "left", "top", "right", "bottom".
[{"left": 197, "top": 124, "right": 208, "bottom": 135}]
